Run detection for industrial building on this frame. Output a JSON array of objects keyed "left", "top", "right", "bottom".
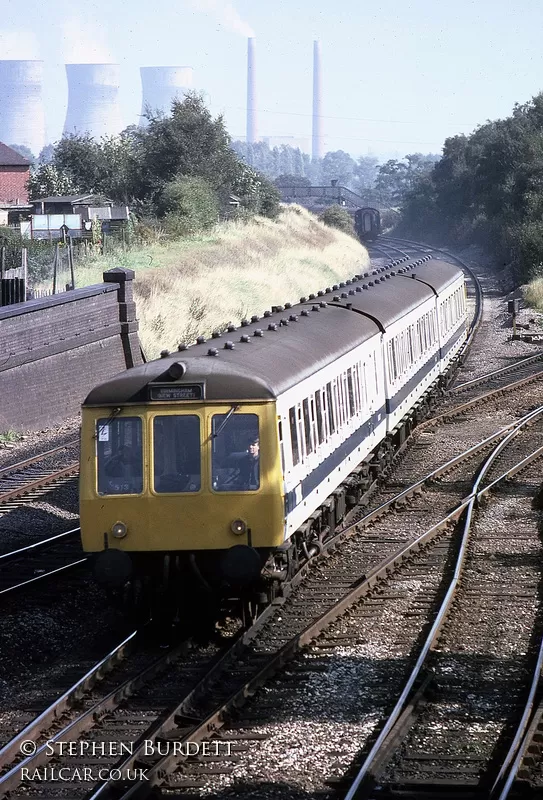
[{"left": 0, "top": 61, "right": 45, "bottom": 157}]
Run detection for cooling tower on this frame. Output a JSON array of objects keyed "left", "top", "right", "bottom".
[
  {"left": 139, "top": 66, "right": 194, "bottom": 125},
  {"left": 312, "top": 40, "right": 323, "bottom": 160},
  {"left": 63, "top": 64, "right": 123, "bottom": 139},
  {"left": 246, "top": 38, "right": 257, "bottom": 144},
  {"left": 0, "top": 60, "right": 45, "bottom": 157}
]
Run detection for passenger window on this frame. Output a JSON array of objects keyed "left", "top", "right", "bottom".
[
  {"left": 211, "top": 413, "right": 259, "bottom": 492},
  {"left": 326, "top": 382, "right": 336, "bottom": 434},
  {"left": 347, "top": 369, "right": 355, "bottom": 416},
  {"left": 315, "top": 391, "right": 325, "bottom": 444},
  {"left": 97, "top": 417, "right": 143, "bottom": 496},
  {"left": 303, "top": 398, "right": 313, "bottom": 454},
  {"left": 289, "top": 407, "right": 300, "bottom": 466},
  {"left": 278, "top": 419, "right": 285, "bottom": 473},
  {"left": 153, "top": 415, "right": 200, "bottom": 493}
]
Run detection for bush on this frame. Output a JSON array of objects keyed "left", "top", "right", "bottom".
[
  {"left": 318, "top": 205, "right": 355, "bottom": 236},
  {"left": 158, "top": 176, "right": 219, "bottom": 236}
]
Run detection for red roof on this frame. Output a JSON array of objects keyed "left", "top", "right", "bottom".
[{"left": 0, "top": 142, "right": 30, "bottom": 167}]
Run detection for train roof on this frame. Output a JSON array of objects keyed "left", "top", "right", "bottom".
[{"left": 83, "top": 256, "right": 464, "bottom": 406}]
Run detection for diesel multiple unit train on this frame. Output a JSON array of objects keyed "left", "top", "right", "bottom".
[
  {"left": 80, "top": 255, "right": 467, "bottom": 620},
  {"left": 354, "top": 207, "right": 381, "bottom": 241}
]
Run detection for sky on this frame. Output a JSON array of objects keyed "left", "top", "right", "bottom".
[{"left": 1, "top": 0, "right": 543, "bottom": 160}]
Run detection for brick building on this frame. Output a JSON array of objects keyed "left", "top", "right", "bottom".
[{"left": 0, "top": 142, "right": 30, "bottom": 205}]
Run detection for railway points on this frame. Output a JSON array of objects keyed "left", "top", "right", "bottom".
[{"left": 4, "top": 237, "right": 543, "bottom": 797}]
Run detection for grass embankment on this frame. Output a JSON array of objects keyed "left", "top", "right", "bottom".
[
  {"left": 74, "top": 205, "right": 370, "bottom": 360},
  {"left": 524, "top": 279, "right": 543, "bottom": 311}
]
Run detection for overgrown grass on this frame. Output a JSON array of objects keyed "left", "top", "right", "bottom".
[
  {"left": 0, "top": 431, "right": 23, "bottom": 446},
  {"left": 524, "top": 279, "right": 543, "bottom": 310},
  {"left": 71, "top": 205, "right": 370, "bottom": 359}
]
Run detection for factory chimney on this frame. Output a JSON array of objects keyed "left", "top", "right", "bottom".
[
  {"left": 140, "top": 66, "right": 194, "bottom": 126},
  {"left": 246, "top": 37, "right": 257, "bottom": 143},
  {"left": 63, "top": 64, "right": 123, "bottom": 139},
  {"left": 312, "top": 40, "right": 323, "bottom": 160},
  {"left": 0, "top": 60, "right": 45, "bottom": 157}
]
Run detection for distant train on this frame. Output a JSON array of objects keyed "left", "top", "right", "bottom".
[
  {"left": 79, "top": 256, "right": 467, "bottom": 624},
  {"left": 355, "top": 207, "right": 381, "bottom": 241}
]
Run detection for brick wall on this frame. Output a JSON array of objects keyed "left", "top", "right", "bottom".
[
  {"left": 0, "top": 166, "right": 29, "bottom": 203},
  {"left": 0, "top": 268, "right": 144, "bottom": 431}
]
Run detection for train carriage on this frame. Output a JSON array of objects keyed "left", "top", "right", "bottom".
[{"left": 80, "top": 256, "right": 467, "bottom": 621}]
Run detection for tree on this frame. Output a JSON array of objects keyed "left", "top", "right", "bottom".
[
  {"left": 232, "top": 164, "right": 281, "bottom": 218},
  {"left": 160, "top": 176, "right": 219, "bottom": 236},
  {"left": 139, "top": 93, "right": 240, "bottom": 201},
  {"left": 8, "top": 143, "right": 35, "bottom": 163},
  {"left": 38, "top": 144, "right": 55, "bottom": 165},
  {"left": 321, "top": 150, "right": 356, "bottom": 187},
  {"left": 351, "top": 156, "right": 379, "bottom": 198},
  {"left": 27, "top": 164, "right": 79, "bottom": 199},
  {"left": 274, "top": 175, "right": 311, "bottom": 188},
  {"left": 319, "top": 204, "right": 355, "bottom": 237}
]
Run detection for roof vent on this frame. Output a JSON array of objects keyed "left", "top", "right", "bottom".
[
  {"left": 346, "top": 279, "right": 352, "bottom": 285},
  {"left": 251, "top": 315, "right": 260, "bottom": 323},
  {"left": 241, "top": 319, "right": 249, "bottom": 327},
  {"left": 285, "top": 302, "right": 292, "bottom": 309},
  {"left": 308, "top": 293, "right": 316, "bottom": 300},
  {"left": 254, "top": 329, "right": 263, "bottom": 337},
  {"left": 178, "top": 343, "right": 188, "bottom": 351},
  {"left": 240, "top": 335, "right": 251, "bottom": 343},
  {"left": 160, "top": 350, "right": 170, "bottom": 358},
  {"left": 268, "top": 323, "right": 278, "bottom": 330},
  {"left": 317, "top": 290, "right": 324, "bottom": 297},
  {"left": 207, "top": 348, "right": 218, "bottom": 356},
  {"left": 363, "top": 284, "right": 369, "bottom": 290},
  {"left": 385, "top": 274, "right": 391, "bottom": 279},
  {"left": 227, "top": 324, "right": 236, "bottom": 332},
  {"left": 332, "top": 284, "right": 339, "bottom": 291},
  {"left": 326, "top": 287, "right": 332, "bottom": 293},
  {"left": 224, "top": 341, "right": 235, "bottom": 349},
  {"left": 272, "top": 305, "right": 284, "bottom": 312},
  {"left": 301, "top": 309, "right": 309, "bottom": 317},
  {"left": 289, "top": 314, "right": 298, "bottom": 322},
  {"left": 364, "top": 273, "right": 370, "bottom": 278},
  {"left": 356, "top": 286, "right": 362, "bottom": 292},
  {"left": 280, "top": 318, "right": 289, "bottom": 325},
  {"left": 264, "top": 310, "right": 272, "bottom": 318},
  {"left": 411, "top": 273, "right": 417, "bottom": 279},
  {"left": 346, "top": 302, "right": 353, "bottom": 309},
  {"left": 333, "top": 295, "right": 340, "bottom": 302},
  {"left": 319, "top": 301, "right": 327, "bottom": 308},
  {"left": 168, "top": 361, "right": 186, "bottom": 379},
  {"left": 339, "top": 282, "right": 346, "bottom": 288},
  {"left": 340, "top": 292, "right": 348, "bottom": 298},
  {"left": 212, "top": 331, "right": 221, "bottom": 338},
  {"left": 312, "top": 305, "right": 320, "bottom": 312},
  {"left": 300, "top": 296, "right": 307, "bottom": 303},
  {"left": 368, "top": 282, "right": 374, "bottom": 287},
  {"left": 196, "top": 336, "right": 206, "bottom": 344},
  {"left": 348, "top": 289, "right": 355, "bottom": 295}
]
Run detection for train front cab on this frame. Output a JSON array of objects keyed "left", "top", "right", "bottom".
[{"left": 79, "top": 401, "right": 285, "bottom": 592}]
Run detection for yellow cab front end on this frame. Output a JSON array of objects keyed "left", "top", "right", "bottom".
[{"left": 80, "top": 400, "right": 285, "bottom": 591}]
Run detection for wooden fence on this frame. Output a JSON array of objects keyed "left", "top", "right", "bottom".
[{"left": 0, "top": 247, "right": 27, "bottom": 307}]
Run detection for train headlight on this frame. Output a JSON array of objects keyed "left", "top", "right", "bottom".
[
  {"left": 111, "top": 521, "right": 128, "bottom": 539},
  {"left": 230, "top": 519, "right": 247, "bottom": 535}
]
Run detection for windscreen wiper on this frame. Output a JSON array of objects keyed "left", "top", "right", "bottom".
[{"left": 211, "top": 404, "right": 240, "bottom": 440}]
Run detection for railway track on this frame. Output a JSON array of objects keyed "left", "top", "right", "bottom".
[
  {"left": 4, "top": 395, "right": 543, "bottom": 797},
  {"left": 5, "top": 238, "right": 543, "bottom": 796},
  {"left": 0, "top": 440, "right": 79, "bottom": 512},
  {"left": 344, "top": 409, "right": 543, "bottom": 799},
  {"left": 0, "top": 527, "right": 86, "bottom": 596}
]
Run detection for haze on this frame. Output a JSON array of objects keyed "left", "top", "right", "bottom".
[{"left": 1, "top": 0, "right": 541, "bottom": 158}]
